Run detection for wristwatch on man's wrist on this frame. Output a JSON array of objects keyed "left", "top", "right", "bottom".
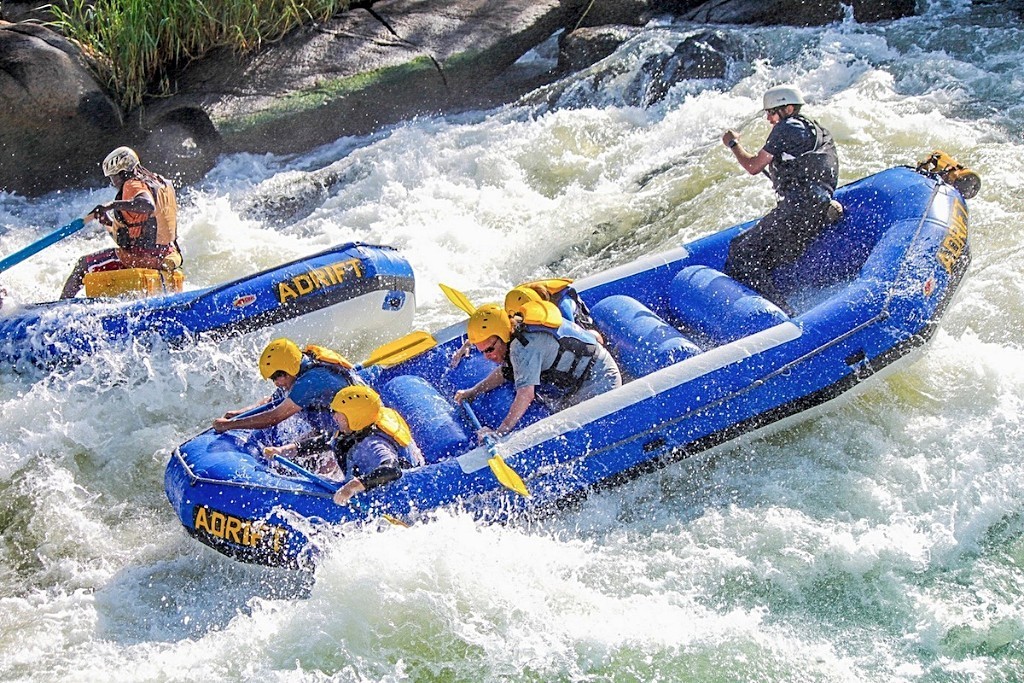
[{"left": 728, "top": 139, "right": 738, "bottom": 149}]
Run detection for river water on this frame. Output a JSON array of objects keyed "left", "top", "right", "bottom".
[{"left": 1, "top": 2, "right": 1023, "bottom": 681}]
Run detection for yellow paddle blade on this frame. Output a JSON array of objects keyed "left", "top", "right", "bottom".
[
  {"left": 382, "top": 513, "right": 410, "bottom": 528},
  {"left": 439, "top": 283, "right": 477, "bottom": 316},
  {"left": 362, "top": 330, "right": 437, "bottom": 369},
  {"left": 487, "top": 454, "right": 531, "bottom": 498}
]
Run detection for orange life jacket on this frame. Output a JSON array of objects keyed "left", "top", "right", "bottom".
[{"left": 113, "top": 169, "right": 178, "bottom": 251}]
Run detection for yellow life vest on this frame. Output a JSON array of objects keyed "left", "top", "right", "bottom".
[
  {"left": 515, "top": 300, "right": 563, "bottom": 330},
  {"left": 304, "top": 344, "right": 356, "bottom": 369},
  {"left": 376, "top": 407, "right": 413, "bottom": 448},
  {"left": 518, "top": 278, "right": 574, "bottom": 300}
]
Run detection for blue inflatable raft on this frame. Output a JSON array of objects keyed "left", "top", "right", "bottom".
[
  {"left": 0, "top": 242, "right": 415, "bottom": 368},
  {"left": 166, "top": 163, "right": 972, "bottom": 567}
]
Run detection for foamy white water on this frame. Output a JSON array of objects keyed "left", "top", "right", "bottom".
[{"left": 2, "top": 2, "right": 1024, "bottom": 680}]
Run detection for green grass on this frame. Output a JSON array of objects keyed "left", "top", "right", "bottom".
[
  {"left": 48, "top": 0, "right": 351, "bottom": 111},
  {"left": 216, "top": 57, "right": 440, "bottom": 134}
]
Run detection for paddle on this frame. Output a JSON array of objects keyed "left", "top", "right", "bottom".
[
  {"left": 324, "top": 330, "right": 438, "bottom": 372},
  {"left": 439, "top": 283, "right": 476, "bottom": 316},
  {"left": 360, "top": 330, "right": 437, "bottom": 369},
  {"left": 0, "top": 216, "right": 89, "bottom": 275},
  {"left": 270, "top": 451, "right": 409, "bottom": 527},
  {"left": 462, "top": 400, "right": 530, "bottom": 498}
]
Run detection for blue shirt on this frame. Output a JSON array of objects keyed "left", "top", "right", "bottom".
[
  {"left": 344, "top": 432, "right": 403, "bottom": 480},
  {"left": 288, "top": 363, "right": 352, "bottom": 434}
]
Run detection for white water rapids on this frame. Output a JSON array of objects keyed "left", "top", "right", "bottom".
[{"left": 1, "top": 2, "right": 1023, "bottom": 680}]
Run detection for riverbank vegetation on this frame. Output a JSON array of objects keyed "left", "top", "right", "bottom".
[{"left": 49, "top": 0, "right": 351, "bottom": 110}]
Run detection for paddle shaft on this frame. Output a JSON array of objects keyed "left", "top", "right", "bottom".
[
  {"left": 462, "top": 400, "right": 499, "bottom": 453},
  {"left": 273, "top": 453, "right": 339, "bottom": 493},
  {"left": 0, "top": 217, "right": 87, "bottom": 275},
  {"left": 273, "top": 453, "right": 409, "bottom": 525},
  {"left": 462, "top": 400, "right": 531, "bottom": 497}
]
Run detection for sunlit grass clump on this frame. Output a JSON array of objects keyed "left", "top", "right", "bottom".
[{"left": 49, "top": 0, "right": 351, "bottom": 111}]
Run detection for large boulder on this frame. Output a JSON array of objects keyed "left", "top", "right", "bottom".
[
  {"left": 0, "top": 23, "right": 123, "bottom": 196},
  {"left": 0, "top": 2, "right": 50, "bottom": 23},
  {"left": 0, "top": 22, "right": 222, "bottom": 197},
  {"left": 151, "top": 0, "right": 588, "bottom": 156},
  {"left": 849, "top": 0, "right": 917, "bottom": 23},
  {"left": 558, "top": 25, "right": 642, "bottom": 74},
  {"left": 571, "top": 0, "right": 660, "bottom": 27}
]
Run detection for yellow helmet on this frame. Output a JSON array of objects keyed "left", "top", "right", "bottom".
[
  {"left": 467, "top": 303, "right": 512, "bottom": 345},
  {"left": 259, "top": 338, "right": 302, "bottom": 379},
  {"left": 330, "top": 385, "right": 382, "bottom": 431},
  {"left": 504, "top": 286, "right": 543, "bottom": 314}
]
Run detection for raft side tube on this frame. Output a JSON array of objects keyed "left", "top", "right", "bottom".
[
  {"left": 380, "top": 375, "right": 471, "bottom": 464},
  {"left": 669, "top": 265, "right": 790, "bottom": 345},
  {"left": 590, "top": 294, "right": 701, "bottom": 378}
]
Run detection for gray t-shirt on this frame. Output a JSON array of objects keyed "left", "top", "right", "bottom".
[{"left": 509, "top": 332, "right": 561, "bottom": 390}]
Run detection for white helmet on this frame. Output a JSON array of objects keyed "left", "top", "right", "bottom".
[
  {"left": 102, "top": 146, "right": 140, "bottom": 177},
  {"left": 763, "top": 85, "right": 806, "bottom": 111}
]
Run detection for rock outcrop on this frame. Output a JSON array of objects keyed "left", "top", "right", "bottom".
[
  {"left": 152, "top": 0, "right": 577, "bottom": 156},
  {"left": 0, "top": 23, "right": 123, "bottom": 195},
  {"left": 1, "top": 0, "right": 920, "bottom": 197}
]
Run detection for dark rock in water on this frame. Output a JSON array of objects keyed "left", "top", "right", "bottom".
[
  {"left": 673, "top": 31, "right": 733, "bottom": 80},
  {"left": 528, "top": 26, "right": 754, "bottom": 113},
  {"left": 681, "top": 0, "right": 915, "bottom": 25},
  {"left": 136, "top": 106, "right": 223, "bottom": 190},
  {"left": 570, "top": 0, "right": 657, "bottom": 28},
  {"left": 850, "top": 0, "right": 916, "bottom": 22},
  {"left": 640, "top": 30, "right": 736, "bottom": 105},
  {"left": 683, "top": 0, "right": 845, "bottom": 25},
  {"left": 236, "top": 156, "right": 371, "bottom": 228},
  {"left": 238, "top": 173, "right": 334, "bottom": 228},
  {"left": 559, "top": 25, "right": 641, "bottom": 74}
]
